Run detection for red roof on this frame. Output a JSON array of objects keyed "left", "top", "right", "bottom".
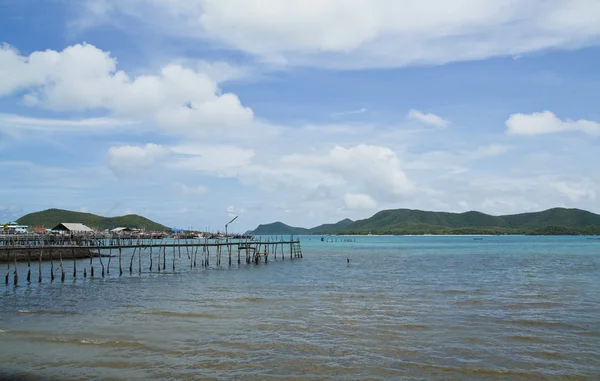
[{"left": 34, "top": 228, "right": 47, "bottom": 232}]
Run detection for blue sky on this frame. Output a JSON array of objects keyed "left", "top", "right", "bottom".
[{"left": 1, "top": 0, "right": 600, "bottom": 231}]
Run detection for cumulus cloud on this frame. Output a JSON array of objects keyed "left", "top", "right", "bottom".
[
  {"left": 108, "top": 143, "right": 168, "bottom": 176},
  {"left": 0, "top": 43, "right": 256, "bottom": 137},
  {"left": 407, "top": 109, "right": 449, "bottom": 128},
  {"left": 344, "top": 193, "right": 377, "bottom": 209},
  {"left": 82, "top": 0, "right": 600, "bottom": 68},
  {"left": 280, "top": 144, "right": 414, "bottom": 199},
  {"left": 506, "top": 111, "right": 600, "bottom": 136}
]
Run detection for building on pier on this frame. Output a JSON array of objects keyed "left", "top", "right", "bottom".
[
  {"left": 2, "top": 221, "right": 28, "bottom": 234},
  {"left": 51, "top": 223, "right": 94, "bottom": 233}
]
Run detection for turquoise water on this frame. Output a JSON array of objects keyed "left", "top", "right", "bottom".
[{"left": 1, "top": 235, "right": 599, "bottom": 380}]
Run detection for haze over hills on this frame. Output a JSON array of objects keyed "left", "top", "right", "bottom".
[
  {"left": 248, "top": 208, "right": 600, "bottom": 235},
  {"left": 16, "top": 209, "right": 170, "bottom": 231}
]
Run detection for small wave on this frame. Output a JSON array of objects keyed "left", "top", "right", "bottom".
[
  {"left": 139, "top": 310, "right": 218, "bottom": 318},
  {"left": 0, "top": 329, "right": 6, "bottom": 333},
  {"left": 17, "top": 309, "right": 79, "bottom": 315},
  {"left": 233, "top": 297, "right": 266, "bottom": 302},
  {"left": 46, "top": 337, "right": 150, "bottom": 350},
  {"left": 505, "top": 302, "right": 564, "bottom": 309},
  {"left": 511, "top": 319, "right": 572, "bottom": 328},
  {"left": 508, "top": 335, "right": 546, "bottom": 343}
]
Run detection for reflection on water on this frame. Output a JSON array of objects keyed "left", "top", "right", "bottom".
[{"left": 1, "top": 235, "right": 599, "bottom": 380}]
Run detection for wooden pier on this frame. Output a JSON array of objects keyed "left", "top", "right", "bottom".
[{"left": 1, "top": 234, "right": 303, "bottom": 285}]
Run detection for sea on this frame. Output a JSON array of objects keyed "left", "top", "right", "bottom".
[{"left": 1, "top": 235, "right": 599, "bottom": 380}]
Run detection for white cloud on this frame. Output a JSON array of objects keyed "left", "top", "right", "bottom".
[
  {"left": 170, "top": 145, "right": 255, "bottom": 173},
  {"left": 108, "top": 143, "right": 168, "bottom": 176},
  {"left": 407, "top": 109, "right": 449, "bottom": 128},
  {"left": 506, "top": 111, "right": 600, "bottom": 136},
  {"left": 280, "top": 144, "right": 414, "bottom": 199},
  {"left": 177, "top": 183, "right": 207, "bottom": 196},
  {"left": 330, "top": 107, "right": 368, "bottom": 118},
  {"left": 82, "top": 0, "right": 600, "bottom": 68},
  {"left": 551, "top": 181, "right": 596, "bottom": 202},
  {"left": 344, "top": 193, "right": 377, "bottom": 209},
  {"left": 469, "top": 144, "right": 512, "bottom": 159},
  {"left": 0, "top": 43, "right": 257, "bottom": 137},
  {"left": 0, "top": 113, "right": 137, "bottom": 132}
]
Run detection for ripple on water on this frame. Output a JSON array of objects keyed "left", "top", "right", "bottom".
[
  {"left": 17, "top": 309, "right": 80, "bottom": 315},
  {"left": 137, "top": 310, "right": 220, "bottom": 319}
]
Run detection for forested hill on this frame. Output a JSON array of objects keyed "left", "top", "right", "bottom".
[
  {"left": 16, "top": 208, "right": 169, "bottom": 231},
  {"left": 249, "top": 218, "right": 354, "bottom": 235},
  {"left": 249, "top": 208, "right": 600, "bottom": 235}
]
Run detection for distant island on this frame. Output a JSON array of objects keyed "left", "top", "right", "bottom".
[
  {"left": 15, "top": 208, "right": 169, "bottom": 231},
  {"left": 248, "top": 207, "right": 600, "bottom": 236}
]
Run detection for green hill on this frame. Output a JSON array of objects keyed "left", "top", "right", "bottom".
[
  {"left": 309, "top": 218, "right": 354, "bottom": 234},
  {"left": 16, "top": 208, "right": 169, "bottom": 231},
  {"left": 250, "top": 208, "right": 600, "bottom": 235},
  {"left": 250, "top": 222, "right": 309, "bottom": 235},
  {"left": 249, "top": 219, "right": 354, "bottom": 235}
]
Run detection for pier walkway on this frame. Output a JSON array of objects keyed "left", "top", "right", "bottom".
[{"left": 1, "top": 234, "right": 303, "bottom": 285}]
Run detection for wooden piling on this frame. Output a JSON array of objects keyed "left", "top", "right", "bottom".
[
  {"left": 98, "top": 248, "right": 105, "bottom": 278},
  {"left": 119, "top": 243, "right": 123, "bottom": 276},
  {"left": 129, "top": 247, "right": 136, "bottom": 274},
  {"left": 149, "top": 241, "right": 153, "bottom": 271},
  {"left": 50, "top": 250, "right": 55, "bottom": 282},
  {"left": 59, "top": 250, "right": 65, "bottom": 282},
  {"left": 72, "top": 247, "right": 77, "bottom": 279},
  {"left": 27, "top": 250, "right": 31, "bottom": 283},
  {"left": 38, "top": 250, "right": 43, "bottom": 283},
  {"left": 107, "top": 247, "right": 112, "bottom": 275},
  {"left": 13, "top": 253, "right": 18, "bottom": 286}
]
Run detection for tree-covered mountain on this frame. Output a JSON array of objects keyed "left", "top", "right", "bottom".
[
  {"left": 249, "top": 218, "right": 354, "bottom": 235},
  {"left": 249, "top": 222, "right": 309, "bottom": 235},
  {"left": 16, "top": 208, "right": 169, "bottom": 231},
  {"left": 249, "top": 208, "right": 600, "bottom": 235}
]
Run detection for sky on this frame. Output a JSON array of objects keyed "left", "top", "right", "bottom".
[{"left": 1, "top": 0, "right": 600, "bottom": 232}]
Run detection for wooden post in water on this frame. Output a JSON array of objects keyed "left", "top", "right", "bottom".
[
  {"left": 59, "top": 250, "right": 65, "bottom": 282},
  {"left": 27, "top": 250, "right": 31, "bottom": 283},
  {"left": 89, "top": 246, "right": 94, "bottom": 278},
  {"left": 38, "top": 250, "right": 43, "bottom": 283},
  {"left": 119, "top": 239, "right": 123, "bottom": 276},
  {"left": 5, "top": 251, "right": 9, "bottom": 285},
  {"left": 289, "top": 235, "right": 293, "bottom": 259},
  {"left": 98, "top": 248, "right": 105, "bottom": 278},
  {"left": 13, "top": 253, "right": 18, "bottom": 286},
  {"left": 157, "top": 242, "right": 161, "bottom": 272},
  {"left": 172, "top": 245, "right": 176, "bottom": 272},
  {"left": 264, "top": 244, "right": 268, "bottom": 263},
  {"left": 149, "top": 239, "right": 153, "bottom": 271},
  {"left": 72, "top": 247, "right": 77, "bottom": 279},
  {"left": 163, "top": 246, "right": 166, "bottom": 271},
  {"left": 107, "top": 246, "right": 112, "bottom": 275},
  {"left": 50, "top": 250, "right": 55, "bottom": 282},
  {"left": 129, "top": 247, "right": 136, "bottom": 274}
]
